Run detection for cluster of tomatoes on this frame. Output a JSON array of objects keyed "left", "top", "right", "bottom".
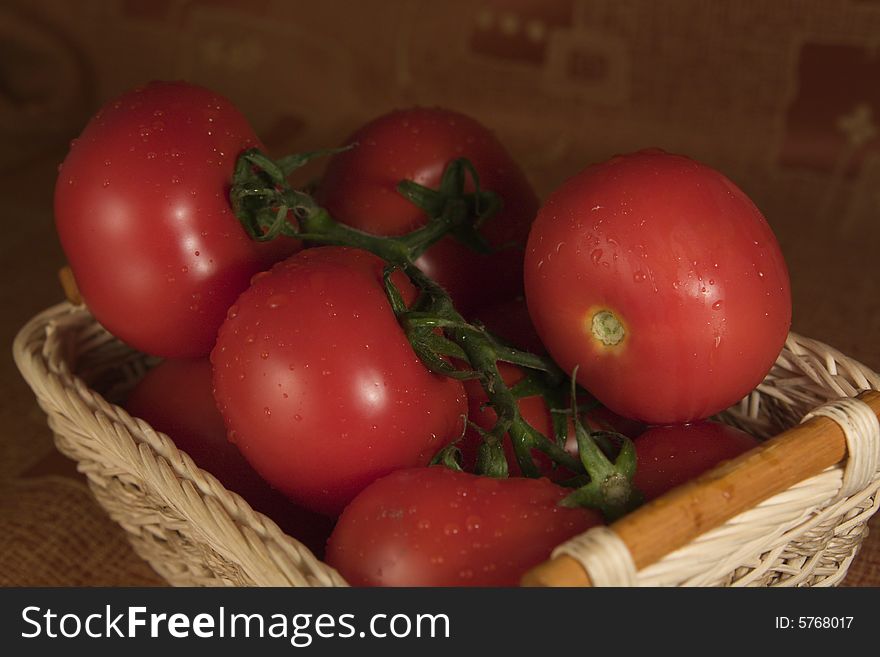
[{"left": 55, "top": 81, "right": 791, "bottom": 587}]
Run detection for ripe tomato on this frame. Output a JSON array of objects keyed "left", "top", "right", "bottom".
[
  {"left": 524, "top": 149, "right": 791, "bottom": 424},
  {"left": 633, "top": 421, "right": 760, "bottom": 501},
  {"left": 314, "top": 107, "right": 539, "bottom": 317},
  {"left": 55, "top": 80, "right": 300, "bottom": 358},
  {"left": 124, "top": 358, "right": 334, "bottom": 556},
  {"left": 211, "top": 246, "right": 468, "bottom": 516},
  {"left": 326, "top": 467, "right": 602, "bottom": 586}
]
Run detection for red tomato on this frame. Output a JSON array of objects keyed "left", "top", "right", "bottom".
[
  {"left": 314, "top": 107, "right": 539, "bottom": 317},
  {"left": 55, "top": 81, "right": 300, "bottom": 358},
  {"left": 633, "top": 421, "right": 760, "bottom": 501},
  {"left": 211, "top": 246, "right": 468, "bottom": 516},
  {"left": 326, "top": 467, "right": 602, "bottom": 586},
  {"left": 124, "top": 358, "right": 334, "bottom": 556},
  {"left": 524, "top": 149, "right": 791, "bottom": 424}
]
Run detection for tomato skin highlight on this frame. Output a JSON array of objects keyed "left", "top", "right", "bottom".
[
  {"left": 54, "top": 80, "right": 300, "bottom": 358},
  {"left": 315, "top": 107, "right": 539, "bottom": 316},
  {"left": 211, "top": 246, "right": 468, "bottom": 517},
  {"left": 524, "top": 149, "right": 792, "bottom": 424},
  {"left": 633, "top": 421, "right": 760, "bottom": 501},
  {"left": 326, "top": 467, "right": 602, "bottom": 587},
  {"left": 124, "top": 358, "right": 334, "bottom": 556}
]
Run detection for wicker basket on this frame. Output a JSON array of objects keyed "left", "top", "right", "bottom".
[{"left": 12, "top": 301, "right": 880, "bottom": 587}]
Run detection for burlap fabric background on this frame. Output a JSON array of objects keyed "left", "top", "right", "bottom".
[{"left": 1, "top": 0, "right": 878, "bottom": 586}]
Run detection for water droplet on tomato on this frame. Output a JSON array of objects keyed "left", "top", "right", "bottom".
[
  {"left": 712, "top": 300, "right": 724, "bottom": 310},
  {"left": 263, "top": 407, "right": 271, "bottom": 417},
  {"left": 633, "top": 271, "right": 647, "bottom": 283},
  {"left": 590, "top": 248, "right": 603, "bottom": 264},
  {"left": 102, "top": 180, "right": 110, "bottom": 188},
  {"left": 443, "top": 523, "right": 460, "bottom": 536},
  {"left": 146, "top": 151, "right": 156, "bottom": 159},
  {"left": 465, "top": 515, "right": 482, "bottom": 532},
  {"left": 260, "top": 351, "right": 269, "bottom": 360},
  {"left": 267, "top": 294, "right": 287, "bottom": 309},
  {"left": 294, "top": 414, "right": 303, "bottom": 421}
]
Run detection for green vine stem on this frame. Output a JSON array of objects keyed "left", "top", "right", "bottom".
[{"left": 229, "top": 147, "right": 640, "bottom": 520}]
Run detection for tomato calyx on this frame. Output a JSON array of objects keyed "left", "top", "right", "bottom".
[
  {"left": 557, "top": 371, "right": 642, "bottom": 521},
  {"left": 395, "top": 157, "right": 502, "bottom": 258},
  {"left": 231, "top": 147, "right": 499, "bottom": 266}
]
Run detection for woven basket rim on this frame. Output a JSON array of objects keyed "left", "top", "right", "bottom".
[
  {"left": 13, "top": 301, "right": 880, "bottom": 587},
  {"left": 13, "top": 302, "right": 347, "bottom": 586}
]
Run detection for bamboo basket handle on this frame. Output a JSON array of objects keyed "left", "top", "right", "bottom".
[
  {"left": 522, "top": 389, "right": 880, "bottom": 587},
  {"left": 58, "top": 265, "right": 83, "bottom": 305}
]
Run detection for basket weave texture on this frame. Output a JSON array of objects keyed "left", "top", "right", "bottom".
[{"left": 13, "top": 302, "right": 880, "bottom": 587}]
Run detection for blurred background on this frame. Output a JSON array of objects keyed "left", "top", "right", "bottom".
[{"left": 1, "top": 0, "right": 878, "bottom": 585}]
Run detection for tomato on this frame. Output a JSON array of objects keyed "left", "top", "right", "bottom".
[
  {"left": 524, "top": 149, "right": 791, "bottom": 424},
  {"left": 314, "top": 107, "right": 539, "bottom": 317},
  {"left": 123, "top": 358, "right": 334, "bottom": 556},
  {"left": 55, "top": 80, "right": 300, "bottom": 358},
  {"left": 211, "top": 246, "right": 468, "bottom": 516},
  {"left": 326, "top": 467, "right": 602, "bottom": 586},
  {"left": 633, "top": 421, "right": 760, "bottom": 501}
]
